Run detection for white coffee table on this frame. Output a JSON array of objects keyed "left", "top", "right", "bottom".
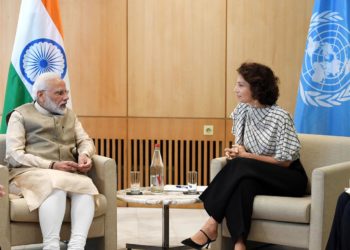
[{"left": 117, "top": 187, "right": 202, "bottom": 250}]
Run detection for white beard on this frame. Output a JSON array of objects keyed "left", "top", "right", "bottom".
[{"left": 43, "top": 96, "right": 66, "bottom": 115}]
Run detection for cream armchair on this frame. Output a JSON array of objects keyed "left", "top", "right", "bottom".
[
  {"left": 0, "top": 134, "right": 117, "bottom": 250},
  {"left": 210, "top": 134, "right": 350, "bottom": 250}
]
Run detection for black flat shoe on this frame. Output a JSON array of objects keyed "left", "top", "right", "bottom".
[{"left": 181, "top": 229, "right": 216, "bottom": 249}]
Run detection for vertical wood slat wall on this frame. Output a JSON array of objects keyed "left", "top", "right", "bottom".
[
  {"left": 126, "top": 118, "right": 226, "bottom": 190},
  {"left": 82, "top": 118, "right": 228, "bottom": 190},
  {"left": 127, "top": 139, "right": 223, "bottom": 189},
  {"left": 94, "top": 138, "right": 225, "bottom": 190}
]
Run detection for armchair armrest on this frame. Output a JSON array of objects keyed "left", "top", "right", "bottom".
[
  {"left": 209, "top": 157, "right": 227, "bottom": 250},
  {"left": 0, "top": 165, "right": 9, "bottom": 195},
  {"left": 0, "top": 165, "right": 10, "bottom": 249},
  {"left": 210, "top": 157, "right": 227, "bottom": 181},
  {"left": 310, "top": 161, "right": 350, "bottom": 250},
  {"left": 90, "top": 155, "right": 117, "bottom": 196},
  {"left": 88, "top": 155, "right": 117, "bottom": 248}
]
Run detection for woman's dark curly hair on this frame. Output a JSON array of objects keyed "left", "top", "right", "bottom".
[{"left": 237, "top": 62, "right": 279, "bottom": 105}]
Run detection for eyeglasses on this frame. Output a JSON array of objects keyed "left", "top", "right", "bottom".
[
  {"left": 53, "top": 90, "right": 69, "bottom": 96},
  {"left": 41, "top": 89, "right": 69, "bottom": 96}
]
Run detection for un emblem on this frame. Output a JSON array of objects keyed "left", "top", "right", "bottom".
[
  {"left": 300, "top": 11, "right": 350, "bottom": 107},
  {"left": 20, "top": 38, "right": 67, "bottom": 85}
]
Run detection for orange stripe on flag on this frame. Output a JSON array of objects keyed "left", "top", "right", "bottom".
[{"left": 41, "top": 0, "right": 64, "bottom": 38}]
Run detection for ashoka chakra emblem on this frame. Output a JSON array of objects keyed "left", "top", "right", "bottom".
[{"left": 20, "top": 38, "right": 67, "bottom": 85}]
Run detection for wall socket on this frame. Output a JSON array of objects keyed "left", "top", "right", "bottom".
[{"left": 203, "top": 125, "right": 214, "bottom": 135}]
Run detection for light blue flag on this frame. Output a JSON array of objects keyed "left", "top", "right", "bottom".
[{"left": 294, "top": 0, "right": 350, "bottom": 136}]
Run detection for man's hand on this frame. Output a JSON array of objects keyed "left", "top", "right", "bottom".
[
  {"left": 52, "top": 161, "right": 79, "bottom": 172},
  {"left": 77, "top": 154, "right": 92, "bottom": 173},
  {"left": 51, "top": 155, "right": 92, "bottom": 173}
]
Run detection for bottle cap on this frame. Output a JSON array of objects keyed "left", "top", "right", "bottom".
[{"left": 155, "top": 143, "right": 160, "bottom": 148}]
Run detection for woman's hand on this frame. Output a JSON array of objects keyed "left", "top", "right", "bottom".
[
  {"left": 236, "top": 145, "right": 248, "bottom": 156},
  {"left": 225, "top": 144, "right": 293, "bottom": 167},
  {"left": 224, "top": 144, "right": 249, "bottom": 159},
  {"left": 224, "top": 146, "right": 292, "bottom": 167},
  {"left": 224, "top": 144, "right": 240, "bottom": 159}
]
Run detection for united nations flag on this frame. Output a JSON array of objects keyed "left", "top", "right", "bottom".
[{"left": 294, "top": 0, "right": 350, "bottom": 136}]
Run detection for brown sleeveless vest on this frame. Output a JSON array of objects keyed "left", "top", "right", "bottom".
[{"left": 15, "top": 103, "right": 77, "bottom": 162}]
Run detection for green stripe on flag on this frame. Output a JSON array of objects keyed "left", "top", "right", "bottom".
[{"left": 0, "top": 63, "right": 33, "bottom": 134}]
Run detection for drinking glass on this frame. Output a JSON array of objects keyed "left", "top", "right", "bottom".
[
  {"left": 187, "top": 171, "right": 198, "bottom": 194},
  {"left": 130, "top": 171, "right": 141, "bottom": 194}
]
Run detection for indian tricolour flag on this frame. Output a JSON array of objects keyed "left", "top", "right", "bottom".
[{"left": 0, "top": 0, "right": 71, "bottom": 133}]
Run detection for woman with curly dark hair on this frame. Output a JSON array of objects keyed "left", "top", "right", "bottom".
[{"left": 182, "top": 62, "right": 308, "bottom": 250}]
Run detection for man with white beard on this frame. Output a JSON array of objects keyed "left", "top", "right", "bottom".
[{"left": 5, "top": 72, "right": 98, "bottom": 250}]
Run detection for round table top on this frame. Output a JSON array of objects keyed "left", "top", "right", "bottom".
[{"left": 117, "top": 187, "right": 202, "bottom": 206}]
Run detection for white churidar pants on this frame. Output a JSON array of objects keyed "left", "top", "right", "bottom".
[{"left": 39, "top": 189, "right": 95, "bottom": 250}]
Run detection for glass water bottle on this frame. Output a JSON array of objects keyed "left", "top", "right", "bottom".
[{"left": 150, "top": 143, "right": 164, "bottom": 192}]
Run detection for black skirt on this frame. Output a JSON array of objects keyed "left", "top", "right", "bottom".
[{"left": 199, "top": 157, "right": 308, "bottom": 244}]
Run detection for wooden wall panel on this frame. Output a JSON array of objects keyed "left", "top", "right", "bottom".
[
  {"left": 128, "top": 0, "right": 226, "bottom": 118},
  {"left": 78, "top": 117, "right": 127, "bottom": 138},
  {"left": 1, "top": 0, "right": 314, "bottom": 120},
  {"left": 60, "top": 0, "right": 127, "bottom": 116},
  {"left": 128, "top": 118, "right": 225, "bottom": 140},
  {"left": 226, "top": 0, "right": 314, "bottom": 116},
  {"left": 0, "top": 0, "right": 315, "bottom": 190},
  {"left": 0, "top": 0, "right": 127, "bottom": 117},
  {"left": 0, "top": 0, "right": 20, "bottom": 111}
]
